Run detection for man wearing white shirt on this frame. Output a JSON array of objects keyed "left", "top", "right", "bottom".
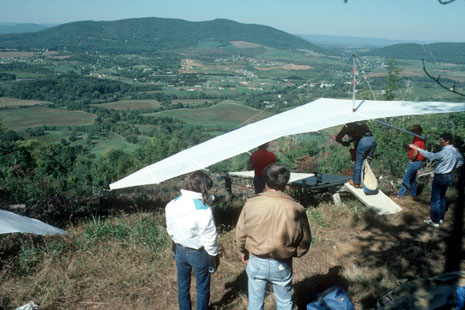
[{"left": 409, "top": 133, "right": 464, "bottom": 227}]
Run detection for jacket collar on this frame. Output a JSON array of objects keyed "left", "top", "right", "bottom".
[
  {"left": 180, "top": 189, "right": 203, "bottom": 200},
  {"left": 257, "top": 190, "right": 295, "bottom": 201}
]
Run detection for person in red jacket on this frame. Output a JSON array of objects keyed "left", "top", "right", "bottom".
[
  {"left": 396, "top": 125, "right": 425, "bottom": 199},
  {"left": 248, "top": 142, "right": 277, "bottom": 194}
]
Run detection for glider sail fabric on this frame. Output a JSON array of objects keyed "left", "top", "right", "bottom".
[
  {"left": 110, "top": 98, "right": 465, "bottom": 190},
  {"left": 0, "top": 209, "right": 66, "bottom": 236}
]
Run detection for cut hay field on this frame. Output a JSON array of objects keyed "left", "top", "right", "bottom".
[
  {"left": 144, "top": 101, "right": 274, "bottom": 129},
  {"left": 170, "top": 99, "right": 215, "bottom": 107},
  {"left": 93, "top": 100, "right": 161, "bottom": 111},
  {"left": 0, "top": 97, "right": 50, "bottom": 108},
  {"left": 89, "top": 133, "right": 139, "bottom": 157},
  {"left": 0, "top": 107, "right": 96, "bottom": 131},
  {"left": 0, "top": 51, "right": 35, "bottom": 58},
  {"left": 32, "top": 131, "right": 139, "bottom": 157}
]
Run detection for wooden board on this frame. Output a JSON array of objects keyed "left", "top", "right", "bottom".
[{"left": 344, "top": 182, "right": 402, "bottom": 215}]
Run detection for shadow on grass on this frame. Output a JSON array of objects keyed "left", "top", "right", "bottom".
[
  {"left": 336, "top": 170, "right": 465, "bottom": 309},
  {"left": 444, "top": 169, "right": 464, "bottom": 272},
  {"left": 210, "top": 270, "right": 248, "bottom": 309}
]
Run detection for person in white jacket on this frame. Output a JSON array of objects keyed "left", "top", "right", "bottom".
[{"left": 166, "top": 171, "right": 219, "bottom": 310}]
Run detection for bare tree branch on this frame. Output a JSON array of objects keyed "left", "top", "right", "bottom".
[{"left": 422, "top": 59, "right": 465, "bottom": 97}]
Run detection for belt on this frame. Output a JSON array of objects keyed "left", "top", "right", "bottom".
[
  {"left": 363, "top": 133, "right": 373, "bottom": 137},
  {"left": 251, "top": 253, "right": 292, "bottom": 262},
  {"left": 176, "top": 243, "right": 204, "bottom": 251}
]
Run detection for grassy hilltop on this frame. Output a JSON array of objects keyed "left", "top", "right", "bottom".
[{"left": 1, "top": 16, "right": 465, "bottom": 310}]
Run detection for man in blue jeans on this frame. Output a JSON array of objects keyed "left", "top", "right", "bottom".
[
  {"left": 397, "top": 125, "right": 425, "bottom": 199},
  {"left": 409, "top": 133, "right": 464, "bottom": 227},
  {"left": 335, "top": 122, "right": 377, "bottom": 188},
  {"left": 236, "top": 163, "right": 312, "bottom": 310}
]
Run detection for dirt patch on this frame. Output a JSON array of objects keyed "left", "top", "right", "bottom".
[
  {"left": 180, "top": 59, "right": 204, "bottom": 67},
  {"left": 230, "top": 41, "right": 263, "bottom": 49},
  {"left": 0, "top": 52, "right": 35, "bottom": 58},
  {"left": 255, "top": 65, "right": 311, "bottom": 71}
]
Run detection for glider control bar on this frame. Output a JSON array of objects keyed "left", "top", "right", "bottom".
[{"left": 374, "top": 119, "right": 424, "bottom": 139}]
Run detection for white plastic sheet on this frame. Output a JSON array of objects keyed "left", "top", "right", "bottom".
[
  {"left": 110, "top": 98, "right": 465, "bottom": 190},
  {"left": 0, "top": 209, "right": 66, "bottom": 236}
]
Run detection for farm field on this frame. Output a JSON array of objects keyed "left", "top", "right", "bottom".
[
  {"left": 0, "top": 97, "right": 50, "bottom": 108},
  {"left": 170, "top": 99, "right": 215, "bottom": 107},
  {"left": 0, "top": 106, "right": 96, "bottom": 131},
  {"left": 144, "top": 101, "right": 275, "bottom": 129},
  {"left": 87, "top": 133, "right": 139, "bottom": 157},
  {"left": 32, "top": 131, "right": 139, "bottom": 157},
  {"left": 93, "top": 100, "right": 161, "bottom": 111}
]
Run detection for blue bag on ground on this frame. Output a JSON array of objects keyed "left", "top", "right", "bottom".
[
  {"left": 306, "top": 286, "right": 354, "bottom": 310},
  {"left": 456, "top": 285, "right": 465, "bottom": 310}
]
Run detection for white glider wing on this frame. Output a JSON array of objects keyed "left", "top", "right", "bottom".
[
  {"left": 109, "top": 98, "right": 465, "bottom": 190},
  {"left": 0, "top": 209, "right": 66, "bottom": 236}
]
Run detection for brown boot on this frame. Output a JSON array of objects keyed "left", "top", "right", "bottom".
[{"left": 349, "top": 179, "right": 361, "bottom": 188}]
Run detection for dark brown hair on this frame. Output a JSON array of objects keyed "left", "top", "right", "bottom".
[
  {"left": 412, "top": 124, "right": 423, "bottom": 134},
  {"left": 185, "top": 170, "right": 213, "bottom": 203},
  {"left": 263, "top": 163, "right": 290, "bottom": 191},
  {"left": 440, "top": 133, "right": 453, "bottom": 143}
]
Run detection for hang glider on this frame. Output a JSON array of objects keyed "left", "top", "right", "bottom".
[
  {"left": 0, "top": 209, "right": 66, "bottom": 236},
  {"left": 109, "top": 98, "right": 465, "bottom": 190}
]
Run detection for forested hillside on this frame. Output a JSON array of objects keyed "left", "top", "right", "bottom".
[
  {"left": 0, "top": 17, "right": 323, "bottom": 54},
  {"left": 364, "top": 42, "right": 465, "bottom": 64}
]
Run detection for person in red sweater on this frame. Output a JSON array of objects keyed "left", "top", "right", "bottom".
[
  {"left": 248, "top": 142, "right": 277, "bottom": 194},
  {"left": 397, "top": 125, "right": 425, "bottom": 199}
]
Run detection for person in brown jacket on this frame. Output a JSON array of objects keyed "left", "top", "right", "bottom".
[{"left": 235, "top": 163, "right": 312, "bottom": 310}]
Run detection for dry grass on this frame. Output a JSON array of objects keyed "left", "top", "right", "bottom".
[
  {"left": 1, "top": 183, "right": 464, "bottom": 310},
  {"left": 0, "top": 97, "right": 49, "bottom": 108}
]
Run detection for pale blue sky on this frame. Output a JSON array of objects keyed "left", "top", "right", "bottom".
[{"left": 1, "top": 0, "right": 464, "bottom": 41}]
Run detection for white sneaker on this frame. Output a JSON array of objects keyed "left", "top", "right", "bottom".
[
  {"left": 424, "top": 219, "right": 439, "bottom": 228},
  {"left": 440, "top": 220, "right": 444, "bottom": 224}
]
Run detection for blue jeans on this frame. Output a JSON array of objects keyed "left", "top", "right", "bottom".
[
  {"left": 175, "top": 245, "right": 210, "bottom": 310},
  {"left": 253, "top": 176, "right": 266, "bottom": 194},
  {"left": 430, "top": 174, "right": 451, "bottom": 224},
  {"left": 246, "top": 256, "right": 293, "bottom": 310},
  {"left": 353, "top": 135, "right": 376, "bottom": 184},
  {"left": 398, "top": 160, "right": 423, "bottom": 197}
]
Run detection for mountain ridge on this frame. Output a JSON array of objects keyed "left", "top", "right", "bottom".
[
  {"left": 0, "top": 17, "right": 324, "bottom": 54},
  {"left": 296, "top": 34, "right": 441, "bottom": 49},
  {"left": 0, "top": 23, "right": 49, "bottom": 35},
  {"left": 362, "top": 42, "right": 465, "bottom": 63}
]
